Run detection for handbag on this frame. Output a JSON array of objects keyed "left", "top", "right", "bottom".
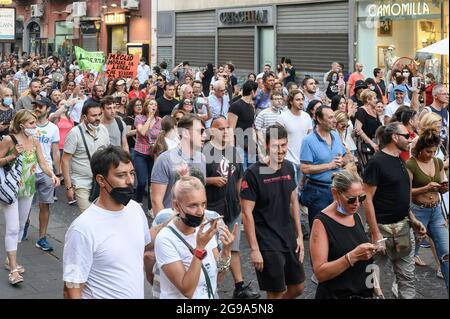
[
  {"left": 78, "top": 126, "right": 99, "bottom": 202},
  {"left": 0, "top": 135, "right": 23, "bottom": 205},
  {"left": 360, "top": 141, "right": 375, "bottom": 155},
  {"left": 378, "top": 217, "right": 412, "bottom": 260},
  {"left": 167, "top": 226, "right": 215, "bottom": 299}
]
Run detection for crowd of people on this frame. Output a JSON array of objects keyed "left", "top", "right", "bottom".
[{"left": 0, "top": 52, "right": 448, "bottom": 299}]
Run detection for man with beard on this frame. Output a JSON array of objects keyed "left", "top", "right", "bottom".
[
  {"left": 63, "top": 146, "right": 151, "bottom": 299},
  {"left": 363, "top": 122, "right": 426, "bottom": 298},
  {"left": 255, "top": 72, "right": 275, "bottom": 111},
  {"left": 13, "top": 61, "right": 31, "bottom": 99},
  {"left": 15, "top": 78, "right": 41, "bottom": 111},
  {"left": 347, "top": 62, "right": 365, "bottom": 98},
  {"left": 302, "top": 77, "right": 322, "bottom": 107},
  {"left": 241, "top": 124, "right": 305, "bottom": 299},
  {"left": 32, "top": 99, "right": 61, "bottom": 251},
  {"left": 84, "top": 85, "right": 105, "bottom": 108},
  {"left": 62, "top": 102, "right": 110, "bottom": 212}
]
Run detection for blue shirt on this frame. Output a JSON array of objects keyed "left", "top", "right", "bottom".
[{"left": 300, "top": 130, "right": 346, "bottom": 183}]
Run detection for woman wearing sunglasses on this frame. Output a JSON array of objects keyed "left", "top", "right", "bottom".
[{"left": 310, "top": 170, "right": 382, "bottom": 299}]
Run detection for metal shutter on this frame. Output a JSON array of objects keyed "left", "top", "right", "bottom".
[
  {"left": 157, "top": 46, "right": 173, "bottom": 69},
  {"left": 277, "top": 1, "right": 349, "bottom": 75},
  {"left": 218, "top": 28, "right": 254, "bottom": 76},
  {"left": 174, "top": 11, "right": 215, "bottom": 68},
  {"left": 82, "top": 34, "right": 97, "bottom": 52}
]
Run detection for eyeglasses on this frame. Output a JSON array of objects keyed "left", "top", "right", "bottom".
[
  {"left": 341, "top": 193, "right": 367, "bottom": 205},
  {"left": 396, "top": 132, "right": 411, "bottom": 139}
]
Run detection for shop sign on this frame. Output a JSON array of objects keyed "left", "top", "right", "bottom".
[
  {"left": 106, "top": 53, "right": 139, "bottom": 79},
  {"left": 0, "top": 7, "right": 15, "bottom": 41},
  {"left": 218, "top": 7, "right": 273, "bottom": 27},
  {"left": 80, "top": 21, "right": 97, "bottom": 34},
  {"left": 0, "top": 0, "right": 13, "bottom": 5},
  {"left": 368, "top": 1, "right": 430, "bottom": 18},
  {"left": 105, "top": 12, "right": 127, "bottom": 25}
]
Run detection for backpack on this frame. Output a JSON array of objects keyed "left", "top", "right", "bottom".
[
  {"left": 115, "top": 117, "right": 124, "bottom": 146},
  {"left": 0, "top": 135, "right": 24, "bottom": 205}
]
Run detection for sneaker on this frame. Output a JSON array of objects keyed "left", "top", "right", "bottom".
[
  {"left": 301, "top": 223, "right": 309, "bottom": 240},
  {"left": 391, "top": 282, "right": 398, "bottom": 298},
  {"left": 232, "top": 283, "right": 261, "bottom": 299},
  {"left": 53, "top": 195, "right": 58, "bottom": 201},
  {"left": 35, "top": 237, "right": 54, "bottom": 251},
  {"left": 21, "top": 219, "right": 30, "bottom": 241}
]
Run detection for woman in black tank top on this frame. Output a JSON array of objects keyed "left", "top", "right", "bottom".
[{"left": 310, "top": 170, "right": 382, "bottom": 299}]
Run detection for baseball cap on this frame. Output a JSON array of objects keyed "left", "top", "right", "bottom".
[
  {"left": 32, "top": 98, "right": 49, "bottom": 107},
  {"left": 393, "top": 85, "right": 407, "bottom": 93},
  {"left": 116, "top": 79, "right": 126, "bottom": 86}
]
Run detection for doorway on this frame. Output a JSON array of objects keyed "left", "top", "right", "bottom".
[{"left": 258, "top": 27, "right": 274, "bottom": 74}]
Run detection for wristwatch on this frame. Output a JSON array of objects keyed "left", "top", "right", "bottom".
[{"left": 194, "top": 249, "right": 207, "bottom": 260}]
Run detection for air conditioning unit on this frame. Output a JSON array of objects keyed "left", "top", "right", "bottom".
[
  {"left": 72, "top": 2, "right": 87, "bottom": 17},
  {"left": 30, "top": 4, "right": 44, "bottom": 18},
  {"left": 121, "top": 0, "right": 140, "bottom": 10}
]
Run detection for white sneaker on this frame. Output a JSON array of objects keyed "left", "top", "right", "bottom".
[{"left": 391, "top": 282, "right": 398, "bottom": 298}]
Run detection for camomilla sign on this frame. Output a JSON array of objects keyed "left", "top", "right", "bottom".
[
  {"left": 367, "top": 1, "right": 430, "bottom": 18},
  {"left": 0, "top": 8, "right": 15, "bottom": 41}
]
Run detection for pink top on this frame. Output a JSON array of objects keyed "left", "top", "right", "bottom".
[
  {"left": 57, "top": 116, "right": 75, "bottom": 150},
  {"left": 348, "top": 72, "right": 365, "bottom": 97},
  {"left": 134, "top": 115, "right": 162, "bottom": 155}
]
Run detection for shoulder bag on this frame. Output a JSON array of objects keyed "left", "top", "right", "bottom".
[{"left": 0, "top": 135, "right": 24, "bottom": 205}]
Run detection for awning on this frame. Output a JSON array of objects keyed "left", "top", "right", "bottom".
[{"left": 417, "top": 38, "right": 449, "bottom": 55}]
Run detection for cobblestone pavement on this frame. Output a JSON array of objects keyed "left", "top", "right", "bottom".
[{"left": 0, "top": 187, "right": 447, "bottom": 299}]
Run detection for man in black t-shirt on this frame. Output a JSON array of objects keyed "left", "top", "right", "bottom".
[
  {"left": 204, "top": 116, "right": 260, "bottom": 299},
  {"left": 283, "top": 58, "right": 296, "bottom": 87},
  {"left": 241, "top": 124, "right": 305, "bottom": 299},
  {"left": 363, "top": 121, "right": 426, "bottom": 299},
  {"left": 228, "top": 80, "right": 258, "bottom": 171},
  {"left": 156, "top": 81, "right": 178, "bottom": 117}
]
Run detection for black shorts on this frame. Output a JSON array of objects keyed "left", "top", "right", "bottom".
[{"left": 256, "top": 249, "right": 306, "bottom": 292}]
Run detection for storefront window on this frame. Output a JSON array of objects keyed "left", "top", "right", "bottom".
[
  {"left": 55, "top": 21, "right": 74, "bottom": 59},
  {"left": 356, "top": 0, "right": 448, "bottom": 85},
  {"left": 110, "top": 26, "right": 128, "bottom": 54}
]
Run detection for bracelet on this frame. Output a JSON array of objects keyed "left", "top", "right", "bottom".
[
  {"left": 217, "top": 255, "right": 231, "bottom": 272},
  {"left": 345, "top": 253, "right": 355, "bottom": 267}
]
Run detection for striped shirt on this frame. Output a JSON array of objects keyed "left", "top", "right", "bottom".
[
  {"left": 254, "top": 107, "right": 285, "bottom": 133},
  {"left": 14, "top": 70, "right": 29, "bottom": 97}
]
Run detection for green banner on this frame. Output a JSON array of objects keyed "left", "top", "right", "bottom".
[{"left": 74, "top": 46, "right": 105, "bottom": 73}]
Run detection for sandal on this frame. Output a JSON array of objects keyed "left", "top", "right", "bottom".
[
  {"left": 414, "top": 255, "right": 427, "bottom": 267},
  {"left": 8, "top": 269, "right": 24, "bottom": 286},
  {"left": 437, "top": 268, "right": 444, "bottom": 279},
  {"left": 4, "top": 259, "right": 25, "bottom": 274}
]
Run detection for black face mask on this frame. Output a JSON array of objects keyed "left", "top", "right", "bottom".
[
  {"left": 178, "top": 208, "right": 204, "bottom": 228},
  {"left": 104, "top": 178, "right": 134, "bottom": 206}
]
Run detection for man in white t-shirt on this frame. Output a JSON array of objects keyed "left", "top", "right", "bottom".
[
  {"left": 276, "top": 90, "right": 313, "bottom": 184},
  {"left": 63, "top": 146, "right": 151, "bottom": 299},
  {"left": 32, "top": 100, "right": 61, "bottom": 251},
  {"left": 137, "top": 58, "right": 151, "bottom": 85},
  {"left": 384, "top": 85, "right": 411, "bottom": 124}
]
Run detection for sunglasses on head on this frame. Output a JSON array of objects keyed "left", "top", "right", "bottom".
[
  {"left": 396, "top": 132, "right": 411, "bottom": 139},
  {"left": 184, "top": 100, "right": 192, "bottom": 104},
  {"left": 341, "top": 193, "right": 367, "bottom": 205}
]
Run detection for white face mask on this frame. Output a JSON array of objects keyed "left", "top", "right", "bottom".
[
  {"left": 87, "top": 123, "right": 98, "bottom": 131},
  {"left": 23, "top": 127, "right": 36, "bottom": 137}
]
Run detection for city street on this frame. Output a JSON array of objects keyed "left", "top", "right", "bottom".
[{"left": 0, "top": 186, "right": 447, "bottom": 299}]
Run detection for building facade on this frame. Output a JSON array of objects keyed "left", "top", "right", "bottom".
[
  {"left": 154, "top": 0, "right": 448, "bottom": 85},
  {"left": 1, "top": 0, "right": 151, "bottom": 62}
]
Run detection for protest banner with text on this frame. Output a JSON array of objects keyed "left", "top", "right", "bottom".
[{"left": 105, "top": 53, "right": 139, "bottom": 79}]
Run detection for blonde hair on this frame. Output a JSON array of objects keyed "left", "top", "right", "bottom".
[
  {"left": 360, "top": 89, "right": 377, "bottom": 104},
  {"left": 331, "top": 170, "right": 362, "bottom": 194},
  {"left": 173, "top": 176, "right": 205, "bottom": 202},
  {"left": 419, "top": 112, "right": 442, "bottom": 135},
  {"left": 334, "top": 110, "right": 349, "bottom": 125},
  {"left": 10, "top": 109, "right": 37, "bottom": 134}
]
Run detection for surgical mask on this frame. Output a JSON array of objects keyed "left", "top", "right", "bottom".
[
  {"left": 104, "top": 178, "right": 134, "bottom": 206},
  {"left": 332, "top": 74, "right": 338, "bottom": 82},
  {"left": 179, "top": 209, "right": 204, "bottom": 228},
  {"left": 3, "top": 97, "right": 13, "bottom": 106},
  {"left": 369, "top": 85, "right": 375, "bottom": 91},
  {"left": 402, "top": 72, "right": 410, "bottom": 77},
  {"left": 336, "top": 201, "right": 352, "bottom": 216},
  {"left": 23, "top": 127, "right": 36, "bottom": 137}
]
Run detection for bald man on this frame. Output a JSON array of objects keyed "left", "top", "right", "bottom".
[
  {"left": 206, "top": 80, "right": 230, "bottom": 128},
  {"left": 347, "top": 62, "right": 365, "bottom": 97}
]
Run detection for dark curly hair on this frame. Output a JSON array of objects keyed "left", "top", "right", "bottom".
[{"left": 411, "top": 128, "right": 441, "bottom": 158}]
